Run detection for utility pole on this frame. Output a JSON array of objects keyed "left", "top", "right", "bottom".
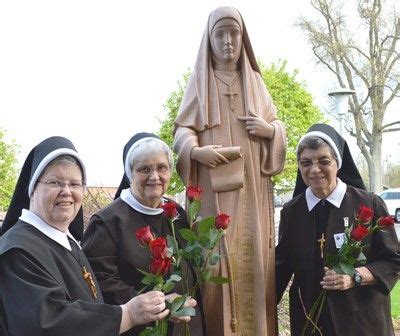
[{"left": 328, "top": 88, "right": 355, "bottom": 136}]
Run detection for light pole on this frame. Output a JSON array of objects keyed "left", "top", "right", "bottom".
[{"left": 328, "top": 87, "right": 355, "bottom": 136}]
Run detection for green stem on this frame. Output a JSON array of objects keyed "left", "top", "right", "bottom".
[
  {"left": 169, "top": 218, "right": 180, "bottom": 267},
  {"left": 301, "top": 290, "right": 325, "bottom": 336}
]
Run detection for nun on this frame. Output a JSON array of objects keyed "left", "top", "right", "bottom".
[
  {"left": 275, "top": 124, "right": 400, "bottom": 335},
  {"left": 0, "top": 136, "right": 169, "bottom": 336},
  {"left": 82, "top": 132, "right": 205, "bottom": 336}
]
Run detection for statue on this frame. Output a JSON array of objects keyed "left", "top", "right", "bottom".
[{"left": 173, "top": 6, "right": 287, "bottom": 335}]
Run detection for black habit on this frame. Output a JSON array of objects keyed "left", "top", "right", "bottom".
[
  {"left": 82, "top": 197, "right": 206, "bottom": 336},
  {"left": 276, "top": 185, "right": 400, "bottom": 336},
  {"left": 0, "top": 220, "right": 121, "bottom": 336}
]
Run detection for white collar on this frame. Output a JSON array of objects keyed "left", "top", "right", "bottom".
[
  {"left": 120, "top": 188, "right": 164, "bottom": 215},
  {"left": 305, "top": 178, "right": 347, "bottom": 212},
  {"left": 19, "top": 209, "right": 80, "bottom": 251}
]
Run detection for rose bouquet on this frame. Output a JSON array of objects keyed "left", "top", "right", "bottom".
[
  {"left": 135, "top": 226, "right": 191, "bottom": 336},
  {"left": 301, "top": 204, "right": 395, "bottom": 336},
  {"left": 135, "top": 186, "right": 229, "bottom": 336}
]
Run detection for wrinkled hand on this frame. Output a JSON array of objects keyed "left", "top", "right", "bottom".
[
  {"left": 166, "top": 293, "right": 197, "bottom": 323},
  {"left": 237, "top": 115, "right": 275, "bottom": 138},
  {"left": 321, "top": 267, "right": 354, "bottom": 291},
  {"left": 191, "top": 145, "right": 229, "bottom": 167},
  {"left": 126, "top": 290, "right": 169, "bottom": 327}
]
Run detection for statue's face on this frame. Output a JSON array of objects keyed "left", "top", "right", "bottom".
[{"left": 210, "top": 19, "right": 242, "bottom": 64}]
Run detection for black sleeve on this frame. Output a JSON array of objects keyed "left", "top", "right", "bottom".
[
  {"left": 275, "top": 206, "right": 293, "bottom": 303},
  {"left": 82, "top": 214, "right": 138, "bottom": 304},
  {"left": 365, "top": 194, "right": 400, "bottom": 294},
  {"left": 0, "top": 249, "right": 121, "bottom": 336}
]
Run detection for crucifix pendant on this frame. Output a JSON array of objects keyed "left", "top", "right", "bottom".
[
  {"left": 224, "top": 85, "right": 238, "bottom": 111},
  {"left": 317, "top": 233, "right": 325, "bottom": 258},
  {"left": 82, "top": 266, "right": 98, "bottom": 299}
]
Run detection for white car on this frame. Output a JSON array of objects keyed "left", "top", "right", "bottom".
[{"left": 379, "top": 188, "right": 400, "bottom": 223}]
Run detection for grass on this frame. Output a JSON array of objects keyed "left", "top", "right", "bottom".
[{"left": 392, "top": 281, "right": 400, "bottom": 318}]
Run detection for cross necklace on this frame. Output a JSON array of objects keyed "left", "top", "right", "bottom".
[
  {"left": 68, "top": 238, "right": 98, "bottom": 299},
  {"left": 214, "top": 71, "right": 240, "bottom": 112},
  {"left": 316, "top": 200, "right": 327, "bottom": 259}
]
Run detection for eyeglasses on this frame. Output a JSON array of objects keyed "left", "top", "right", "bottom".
[
  {"left": 38, "top": 180, "right": 86, "bottom": 191},
  {"left": 135, "top": 164, "right": 171, "bottom": 177},
  {"left": 298, "top": 158, "right": 335, "bottom": 169}
]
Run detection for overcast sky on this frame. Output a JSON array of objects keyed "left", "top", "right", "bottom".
[{"left": 1, "top": 0, "right": 399, "bottom": 186}]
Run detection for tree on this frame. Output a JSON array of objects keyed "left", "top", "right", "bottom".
[
  {"left": 158, "top": 61, "right": 324, "bottom": 195},
  {"left": 298, "top": 0, "right": 400, "bottom": 193},
  {"left": 259, "top": 61, "right": 324, "bottom": 193},
  {"left": 0, "top": 129, "right": 19, "bottom": 211},
  {"left": 82, "top": 187, "right": 113, "bottom": 228}
]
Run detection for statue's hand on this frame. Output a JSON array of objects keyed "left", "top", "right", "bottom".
[
  {"left": 237, "top": 115, "right": 275, "bottom": 139},
  {"left": 191, "top": 145, "right": 229, "bottom": 167}
]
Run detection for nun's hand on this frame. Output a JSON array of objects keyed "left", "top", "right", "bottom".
[
  {"left": 320, "top": 267, "right": 353, "bottom": 291},
  {"left": 191, "top": 145, "right": 229, "bottom": 167},
  {"left": 237, "top": 116, "right": 275, "bottom": 139}
]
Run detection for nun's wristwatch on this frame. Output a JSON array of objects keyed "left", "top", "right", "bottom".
[{"left": 353, "top": 270, "right": 363, "bottom": 286}]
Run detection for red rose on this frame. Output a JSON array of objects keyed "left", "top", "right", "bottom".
[
  {"left": 150, "top": 257, "right": 172, "bottom": 276},
  {"left": 356, "top": 205, "right": 374, "bottom": 224},
  {"left": 161, "top": 202, "right": 178, "bottom": 219},
  {"left": 149, "top": 237, "right": 168, "bottom": 259},
  {"left": 377, "top": 216, "right": 394, "bottom": 228},
  {"left": 150, "top": 258, "right": 171, "bottom": 276},
  {"left": 350, "top": 224, "right": 369, "bottom": 241},
  {"left": 186, "top": 186, "right": 202, "bottom": 201},
  {"left": 135, "top": 226, "right": 154, "bottom": 246},
  {"left": 215, "top": 213, "right": 230, "bottom": 230}
]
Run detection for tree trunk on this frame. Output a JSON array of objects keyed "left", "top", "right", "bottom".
[{"left": 368, "top": 134, "right": 383, "bottom": 193}]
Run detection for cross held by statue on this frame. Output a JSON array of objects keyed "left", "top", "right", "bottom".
[{"left": 317, "top": 233, "right": 325, "bottom": 259}]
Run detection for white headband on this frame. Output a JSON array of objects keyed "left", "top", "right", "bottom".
[
  {"left": 297, "top": 131, "right": 342, "bottom": 169},
  {"left": 28, "top": 148, "right": 86, "bottom": 197}
]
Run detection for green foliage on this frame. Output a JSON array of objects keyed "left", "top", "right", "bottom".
[
  {"left": 0, "top": 129, "right": 19, "bottom": 211},
  {"left": 259, "top": 60, "right": 325, "bottom": 192},
  {"left": 158, "top": 61, "right": 324, "bottom": 195},
  {"left": 158, "top": 70, "right": 191, "bottom": 195},
  {"left": 392, "top": 282, "right": 400, "bottom": 318}
]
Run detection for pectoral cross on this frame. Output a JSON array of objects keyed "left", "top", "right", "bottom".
[
  {"left": 223, "top": 85, "right": 238, "bottom": 111},
  {"left": 317, "top": 233, "right": 325, "bottom": 258},
  {"left": 82, "top": 266, "right": 98, "bottom": 299}
]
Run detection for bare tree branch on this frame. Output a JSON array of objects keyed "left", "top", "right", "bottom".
[{"left": 299, "top": 0, "right": 400, "bottom": 192}]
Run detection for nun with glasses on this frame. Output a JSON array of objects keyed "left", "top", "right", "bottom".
[
  {"left": 0, "top": 136, "right": 170, "bottom": 336},
  {"left": 82, "top": 132, "right": 205, "bottom": 336},
  {"left": 276, "top": 124, "right": 400, "bottom": 335}
]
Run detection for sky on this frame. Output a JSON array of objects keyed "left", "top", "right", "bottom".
[{"left": 1, "top": 0, "right": 399, "bottom": 186}]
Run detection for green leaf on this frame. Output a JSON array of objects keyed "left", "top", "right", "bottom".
[
  {"left": 209, "top": 230, "right": 220, "bottom": 248},
  {"left": 201, "top": 269, "right": 212, "bottom": 282},
  {"left": 169, "top": 295, "right": 186, "bottom": 313},
  {"left": 167, "top": 235, "right": 179, "bottom": 254},
  {"left": 198, "top": 217, "right": 215, "bottom": 235},
  {"left": 172, "top": 307, "right": 196, "bottom": 317},
  {"left": 356, "top": 252, "right": 367, "bottom": 263},
  {"left": 162, "top": 281, "right": 175, "bottom": 293},
  {"left": 209, "top": 252, "right": 221, "bottom": 265},
  {"left": 210, "top": 276, "right": 229, "bottom": 284},
  {"left": 189, "top": 199, "right": 201, "bottom": 222},
  {"left": 168, "top": 274, "right": 182, "bottom": 282},
  {"left": 198, "top": 235, "right": 210, "bottom": 248},
  {"left": 337, "top": 263, "right": 355, "bottom": 276},
  {"left": 179, "top": 228, "right": 197, "bottom": 242}
]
